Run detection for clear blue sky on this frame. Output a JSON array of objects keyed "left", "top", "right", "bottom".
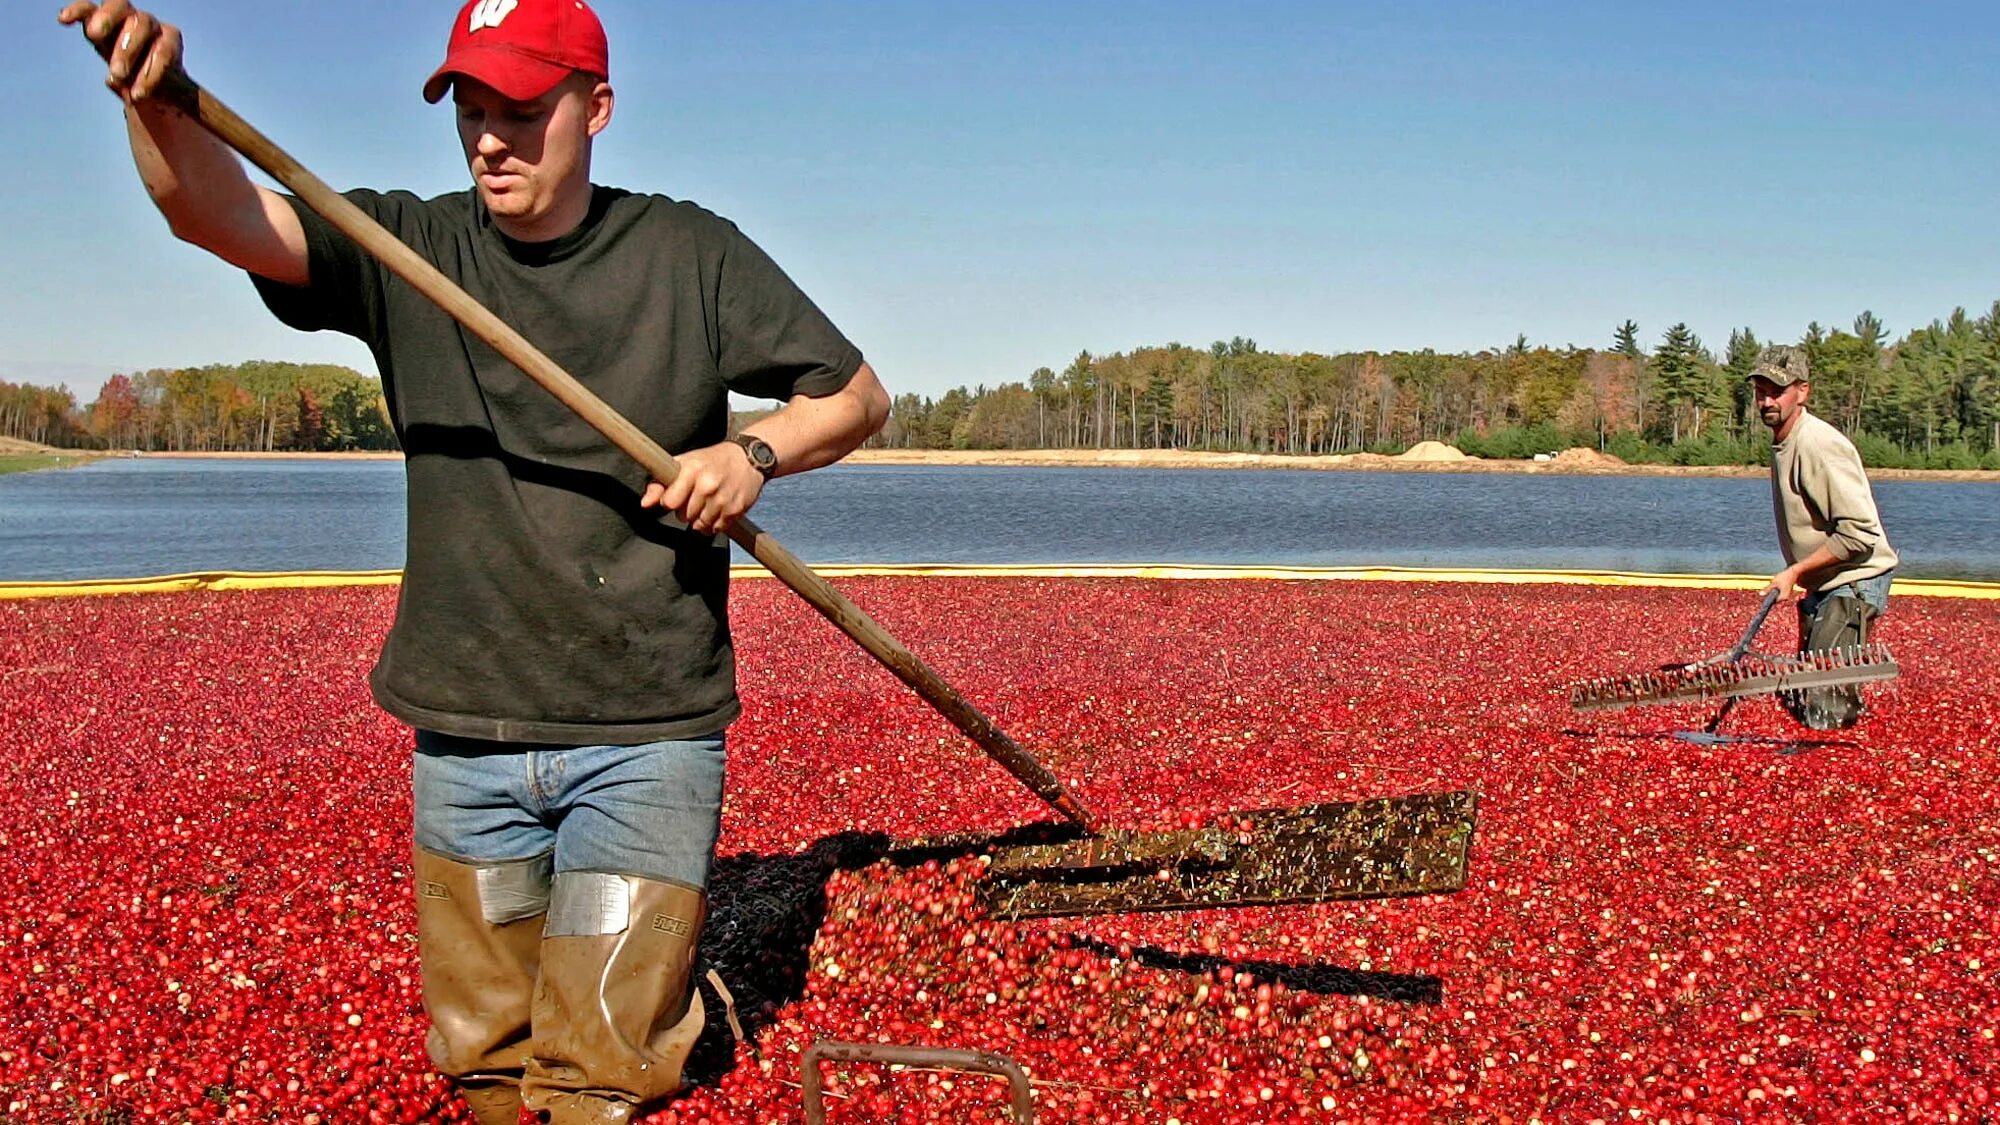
[{"left": 8, "top": 1, "right": 1998, "bottom": 404}]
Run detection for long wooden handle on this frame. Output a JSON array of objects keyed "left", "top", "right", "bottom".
[{"left": 129, "top": 65, "right": 1097, "bottom": 832}]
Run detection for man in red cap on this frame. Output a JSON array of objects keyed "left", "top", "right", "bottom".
[{"left": 63, "top": 1, "right": 889, "bottom": 1122}]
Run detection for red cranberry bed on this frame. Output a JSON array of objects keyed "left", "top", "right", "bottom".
[{"left": 2, "top": 578, "right": 1995, "bottom": 1124}]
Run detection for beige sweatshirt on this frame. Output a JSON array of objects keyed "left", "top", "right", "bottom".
[{"left": 1770, "top": 410, "right": 1898, "bottom": 593}]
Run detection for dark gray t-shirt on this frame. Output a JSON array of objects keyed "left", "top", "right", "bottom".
[{"left": 254, "top": 186, "right": 861, "bottom": 743}]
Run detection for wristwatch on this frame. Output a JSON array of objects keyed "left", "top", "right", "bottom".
[{"left": 730, "top": 433, "right": 779, "bottom": 479}]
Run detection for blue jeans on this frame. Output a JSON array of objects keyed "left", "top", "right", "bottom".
[
  {"left": 1800, "top": 569, "right": 1894, "bottom": 619},
  {"left": 1786, "top": 569, "right": 1893, "bottom": 731},
  {"left": 413, "top": 730, "right": 727, "bottom": 891}
]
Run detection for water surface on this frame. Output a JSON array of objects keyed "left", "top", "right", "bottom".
[{"left": 2, "top": 458, "right": 1994, "bottom": 582}]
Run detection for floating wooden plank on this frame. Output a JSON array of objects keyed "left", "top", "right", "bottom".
[
  {"left": 972, "top": 790, "right": 1477, "bottom": 920},
  {"left": 982, "top": 826, "right": 1236, "bottom": 878}
]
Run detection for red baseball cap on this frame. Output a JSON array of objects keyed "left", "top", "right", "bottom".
[{"left": 422, "top": 0, "right": 610, "bottom": 104}]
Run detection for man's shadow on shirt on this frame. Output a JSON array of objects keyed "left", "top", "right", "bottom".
[{"left": 682, "top": 829, "right": 1443, "bottom": 1088}]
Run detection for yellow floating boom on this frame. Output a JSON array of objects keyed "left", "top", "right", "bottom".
[{"left": 1, "top": 565, "right": 1993, "bottom": 600}]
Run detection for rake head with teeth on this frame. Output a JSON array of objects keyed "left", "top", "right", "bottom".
[
  {"left": 1569, "top": 642, "right": 1900, "bottom": 711},
  {"left": 1567, "top": 587, "right": 1901, "bottom": 721}
]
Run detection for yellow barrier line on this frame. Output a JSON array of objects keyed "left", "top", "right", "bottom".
[
  {"left": 0, "top": 569, "right": 404, "bottom": 600},
  {"left": 3, "top": 564, "right": 1993, "bottom": 600},
  {"left": 728, "top": 564, "right": 1998, "bottom": 599}
]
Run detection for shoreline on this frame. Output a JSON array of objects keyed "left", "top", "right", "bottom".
[
  {"left": 133, "top": 450, "right": 403, "bottom": 461},
  {"left": 0, "top": 450, "right": 108, "bottom": 476},
  {"left": 116, "top": 446, "right": 2000, "bottom": 482}
]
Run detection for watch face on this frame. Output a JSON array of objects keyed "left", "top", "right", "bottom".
[{"left": 740, "top": 435, "right": 777, "bottom": 473}]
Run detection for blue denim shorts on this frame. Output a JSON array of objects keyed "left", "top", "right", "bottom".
[{"left": 412, "top": 730, "right": 727, "bottom": 891}]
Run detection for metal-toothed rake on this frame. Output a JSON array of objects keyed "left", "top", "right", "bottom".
[{"left": 1567, "top": 589, "right": 1899, "bottom": 742}]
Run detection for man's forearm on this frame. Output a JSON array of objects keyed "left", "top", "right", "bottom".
[
  {"left": 123, "top": 98, "right": 308, "bottom": 283},
  {"left": 66, "top": 1, "right": 306, "bottom": 283},
  {"left": 1786, "top": 544, "right": 1844, "bottom": 585},
  {"left": 745, "top": 362, "right": 889, "bottom": 477},
  {"left": 129, "top": 101, "right": 245, "bottom": 238}
]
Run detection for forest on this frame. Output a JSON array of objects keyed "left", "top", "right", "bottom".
[
  {"left": 1, "top": 361, "right": 394, "bottom": 453},
  {"left": 7, "top": 302, "right": 1997, "bottom": 469},
  {"left": 875, "top": 305, "right": 2000, "bottom": 470}
]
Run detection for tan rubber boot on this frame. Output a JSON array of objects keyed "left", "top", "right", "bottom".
[
  {"left": 414, "top": 848, "right": 551, "bottom": 1125},
  {"left": 456, "top": 1082, "right": 529, "bottom": 1125},
  {"left": 520, "top": 873, "right": 708, "bottom": 1124}
]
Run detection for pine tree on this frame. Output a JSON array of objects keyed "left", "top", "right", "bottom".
[
  {"left": 1653, "top": 324, "right": 1701, "bottom": 442},
  {"left": 1724, "top": 328, "right": 1761, "bottom": 434}
]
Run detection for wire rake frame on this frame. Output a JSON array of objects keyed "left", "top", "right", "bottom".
[{"left": 1565, "top": 589, "right": 1901, "bottom": 743}]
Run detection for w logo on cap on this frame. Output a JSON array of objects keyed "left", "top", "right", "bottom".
[
  {"left": 468, "top": 0, "right": 519, "bottom": 32},
  {"left": 425, "top": 0, "right": 610, "bottom": 103}
]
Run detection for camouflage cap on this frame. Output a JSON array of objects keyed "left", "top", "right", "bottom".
[{"left": 1748, "top": 345, "right": 1811, "bottom": 387}]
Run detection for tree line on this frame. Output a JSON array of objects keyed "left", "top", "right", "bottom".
[
  {"left": 873, "top": 301, "right": 2000, "bottom": 470},
  {"left": 2, "top": 361, "right": 395, "bottom": 453},
  {"left": 9, "top": 299, "right": 1997, "bottom": 468}
]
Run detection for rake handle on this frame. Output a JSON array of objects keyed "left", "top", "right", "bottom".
[
  {"left": 111, "top": 59, "right": 1098, "bottom": 833},
  {"left": 1725, "top": 589, "right": 1783, "bottom": 663}
]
